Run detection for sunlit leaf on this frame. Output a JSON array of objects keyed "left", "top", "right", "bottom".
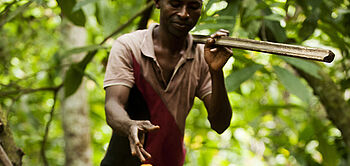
[
  {"left": 194, "top": 23, "right": 233, "bottom": 31},
  {"left": 263, "top": 14, "right": 284, "bottom": 21},
  {"left": 279, "top": 56, "right": 321, "bottom": 79},
  {"left": 225, "top": 64, "right": 263, "bottom": 92},
  {"left": 273, "top": 66, "right": 311, "bottom": 103}
]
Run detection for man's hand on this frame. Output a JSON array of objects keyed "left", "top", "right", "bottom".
[
  {"left": 127, "top": 120, "right": 160, "bottom": 162},
  {"left": 204, "top": 29, "right": 233, "bottom": 71}
]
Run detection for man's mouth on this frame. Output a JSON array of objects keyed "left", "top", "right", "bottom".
[{"left": 172, "top": 22, "right": 189, "bottom": 29}]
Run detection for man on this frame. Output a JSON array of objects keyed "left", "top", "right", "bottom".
[{"left": 101, "top": 0, "right": 232, "bottom": 165}]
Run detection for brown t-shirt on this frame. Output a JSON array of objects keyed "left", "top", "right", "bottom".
[{"left": 104, "top": 24, "right": 212, "bottom": 134}]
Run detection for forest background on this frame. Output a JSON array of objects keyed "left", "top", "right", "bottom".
[{"left": 0, "top": 0, "right": 350, "bottom": 165}]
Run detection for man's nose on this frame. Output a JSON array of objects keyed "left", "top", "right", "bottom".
[{"left": 178, "top": 6, "right": 189, "bottom": 19}]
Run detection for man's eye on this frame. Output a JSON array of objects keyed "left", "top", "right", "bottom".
[
  {"left": 189, "top": 4, "right": 200, "bottom": 10},
  {"left": 170, "top": 2, "right": 181, "bottom": 8},
  {"left": 188, "top": 3, "right": 201, "bottom": 10}
]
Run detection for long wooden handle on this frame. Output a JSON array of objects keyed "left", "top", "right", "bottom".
[{"left": 192, "top": 35, "right": 335, "bottom": 63}]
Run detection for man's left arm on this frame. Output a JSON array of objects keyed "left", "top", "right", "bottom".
[{"left": 203, "top": 29, "right": 233, "bottom": 134}]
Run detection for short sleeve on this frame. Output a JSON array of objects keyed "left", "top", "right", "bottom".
[
  {"left": 195, "top": 47, "right": 212, "bottom": 100},
  {"left": 103, "top": 39, "right": 134, "bottom": 89}
]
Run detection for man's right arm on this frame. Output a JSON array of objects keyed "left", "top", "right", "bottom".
[
  {"left": 105, "top": 85, "right": 132, "bottom": 134},
  {"left": 105, "top": 85, "right": 159, "bottom": 162}
]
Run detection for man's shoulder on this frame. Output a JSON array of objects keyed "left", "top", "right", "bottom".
[{"left": 116, "top": 29, "right": 148, "bottom": 45}]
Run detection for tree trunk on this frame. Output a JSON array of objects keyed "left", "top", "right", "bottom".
[
  {"left": 295, "top": 66, "right": 350, "bottom": 148},
  {"left": 0, "top": 108, "right": 24, "bottom": 166},
  {"left": 60, "top": 22, "right": 92, "bottom": 166}
]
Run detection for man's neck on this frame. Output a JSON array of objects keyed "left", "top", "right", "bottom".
[{"left": 153, "top": 25, "right": 188, "bottom": 55}]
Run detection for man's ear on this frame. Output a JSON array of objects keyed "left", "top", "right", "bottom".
[{"left": 154, "top": 0, "right": 160, "bottom": 9}]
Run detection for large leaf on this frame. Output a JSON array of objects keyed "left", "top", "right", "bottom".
[
  {"left": 279, "top": 56, "right": 321, "bottom": 79},
  {"left": 57, "top": 0, "right": 86, "bottom": 26},
  {"left": 225, "top": 64, "right": 263, "bottom": 92},
  {"left": 273, "top": 66, "right": 311, "bottom": 103},
  {"left": 298, "top": 15, "right": 318, "bottom": 41},
  {"left": 297, "top": 0, "right": 322, "bottom": 40},
  {"left": 264, "top": 20, "right": 287, "bottom": 43},
  {"left": 194, "top": 23, "right": 233, "bottom": 31},
  {"left": 63, "top": 51, "right": 96, "bottom": 97},
  {"left": 63, "top": 63, "right": 84, "bottom": 98}
]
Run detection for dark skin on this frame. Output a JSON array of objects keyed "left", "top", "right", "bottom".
[{"left": 105, "top": 0, "right": 232, "bottom": 163}]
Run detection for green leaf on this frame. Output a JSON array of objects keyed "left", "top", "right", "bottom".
[
  {"left": 279, "top": 56, "right": 321, "bottom": 79},
  {"left": 72, "top": 0, "right": 99, "bottom": 12},
  {"left": 225, "top": 64, "right": 263, "bottom": 92},
  {"left": 264, "top": 20, "right": 287, "bottom": 42},
  {"left": 273, "top": 66, "right": 311, "bottom": 103},
  {"left": 63, "top": 51, "right": 96, "bottom": 97},
  {"left": 63, "top": 63, "right": 84, "bottom": 98},
  {"left": 63, "top": 63, "right": 84, "bottom": 97},
  {"left": 263, "top": 14, "right": 284, "bottom": 21},
  {"left": 194, "top": 23, "right": 233, "bottom": 31},
  {"left": 298, "top": 15, "right": 318, "bottom": 40},
  {"left": 57, "top": 0, "right": 86, "bottom": 26}
]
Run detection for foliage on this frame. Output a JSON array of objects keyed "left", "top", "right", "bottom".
[{"left": 0, "top": 0, "right": 349, "bottom": 165}]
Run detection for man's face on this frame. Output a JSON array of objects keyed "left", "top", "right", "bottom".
[{"left": 156, "top": 0, "right": 202, "bottom": 37}]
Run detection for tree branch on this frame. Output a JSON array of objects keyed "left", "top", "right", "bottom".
[
  {"left": 0, "top": 144, "right": 13, "bottom": 166},
  {"left": 0, "top": 84, "right": 63, "bottom": 98},
  {"left": 295, "top": 65, "right": 350, "bottom": 148},
  {"left": 0, "top": 0, "right": 18, "bottom": 17},
  {"left": 0, "top": 108, "right": 23, "bottom": 165},
  {"left": 0, "top": 0, "right": 33, "bottom": 28},
  {"left": 40, "top": 90, "right": 58, "bottom": 166},
  {"left": 137, "top": 0, "right": 154, "bottom": 30},
  {"left": 100, "top": 0, "right": 154, "bottom": 45}
]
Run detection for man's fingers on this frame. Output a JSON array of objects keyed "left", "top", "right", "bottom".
[
  {"left": 210, "top": 30, "right": 229, "bottom": 38},
  {"left": 205, "top": 38, "right": 215, "bottom": 49},
  {"left": 206, "top": 29, "right": 230, "bottom": 50},
  {"left": 136, "top": 146, "right": 146, "bottom": 162},
  {"left": 219, "top": 29, "right": 230, "bottom": 34},
  {"left": 131, "top": 126, "right": 141, "bottom": 146},
  {"left": 140, "top": 147, "right": 152, "bottom": 159},
  {"left": 129, "top": 136, "right": 137, "bottom": 155},
  {"left": 140, "top": 132, "right": 145, "bottom": 145},
  {"left": 210, "top": 48, "right": 218, "bottom": 53},
  {"left": 211, "top": 32, "right": 228, "bottom": 38},
  {"left": 141, "top": 121, "right": 160, "bottom": 132},
  {"left": 145, "top": 125, "right": 160, "bottom": 131}
]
